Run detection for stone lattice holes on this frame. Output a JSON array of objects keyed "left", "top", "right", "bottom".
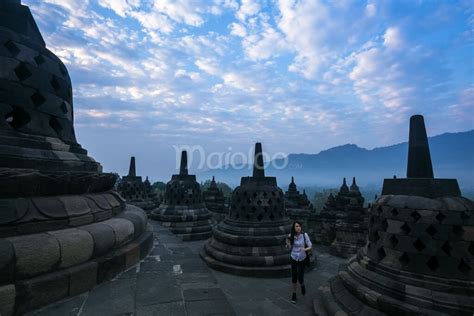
[
  {"left": 315, "top": 115, "right": 474, "bottom": 315},
  {"left": 150, "top": 151, "right": 213, "bottom": 241},
  {"left": 202, "top": 176, "right": 228, "bottom": 223},
  {"left": 200, "top": 143, "right": 315, "bottom": 277},
  {"left": 117, "top": 156, "right": 161, "bottom": 212}
]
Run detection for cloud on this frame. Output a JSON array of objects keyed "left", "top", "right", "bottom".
[
  {"left": 236, "top": 0, "right": 260, "bottom": 21},
  {"left": 96, "top": 0, "right": 136, "bottom": 17},
  {"left": 242, "top": 20, "right": 287, "bottom": 61},
  {"left": 195, "top": 58, "right": 222, "bottom": 76},
  {"left": 383, "top": 26, "right": 404, "bottom": 49},
  {"left": 365, "top": 3, "right": 376, "bottom": 17},
  {"left": 21, "top": 0, "right": 474, "bottom": 178},
  {"left": 229, "top": 22, "right": 247, "bottom": 37},
  {"left": 129, "top": 10, "right": 174, "bottom": 33}
]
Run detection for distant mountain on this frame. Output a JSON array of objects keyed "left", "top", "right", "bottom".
[{"left": 198, "top": 130, "right": 474, "bottom": 192}]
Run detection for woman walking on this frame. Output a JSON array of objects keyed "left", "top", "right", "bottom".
[{"left": 286, "top": 221, "right": 312, "bottom": 304}]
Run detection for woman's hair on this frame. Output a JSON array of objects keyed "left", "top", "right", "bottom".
[{"left": 289, "top": 221, "right": 303, "bottom": 245}]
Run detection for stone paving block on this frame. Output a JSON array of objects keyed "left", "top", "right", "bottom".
[
  {"left": 150, "top": 244, "right": 169, "bottom": 256},
  {"left": 117, "top": 266, "right": 138, "bottom": 280},
  {"left": 183, "top": 287, "right": 226, "bottom": 301},
  {"left": 185, "top": 299, "right": 235, "bottom": 316},
  {"left": 49, "top": 228, "right": 94, "bottom": 268},
  {"left": 28, "top": 293, "right": 88, "bottom": 316},
  {"left": 81, "top": 278, "right": 136, "bottom": 315},
  {"left": 177, "top": 272, "right": 218, "bottom": 285},
  {"left": 136, "top": 273, "right": 181, "bottom": 306},
  {"left": 180, "top": 258, "right": 210, "bottom": 273},
  {"left": 136, "top": 302, "right": 186, "bottom": 316},
  {"left": 140, "top": 259, "right": 175, "bottom": 272}
]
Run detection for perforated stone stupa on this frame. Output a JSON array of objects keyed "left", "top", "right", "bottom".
[
  {"left": 314, "top": 178, "right": 353, "bottom": 245},
  {"left": 117, "top": 156, "right": 161, "bottom": 212},
  {"left": 285, "top": 176, "right": 313, "bottom": 217},
  {"left": 329, "top": 177, "right": 368, "bottom": 258},
  {"left": 0, "top": 2, "right": 152, "bottom": 314},
  {"left": 150, "top": 151, "right": 213, "bottom": 241},
  {"left": 200, "top": 143, "right": 298, "bottom": 277},
  {"left": 284, "top": 176, "right": 315, "bottom": 239},
  {"left": 315, "top": 115, "right": 474, "bottom": 315},
  {"left": 202, "top": 176, "right": 228, "bottom": 222}
]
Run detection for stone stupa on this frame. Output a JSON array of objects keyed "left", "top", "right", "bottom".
[
  {"left": 117, "top": 156, "right": 160, "bottom": 212},
  {"left": 329, "top": 177, "right": 368, "bottom": 258},
  {"left": 0, "top": 2, "right": 152, "bottom": 314},
  {"left": 315, "top": 179, "right": 352, "bottom": 245},
  {"left": 201, "top": 143, "right": 311, "bottom": 277},
  {"left": 315, "top": 115, "right": 474, "bottom": 315},
  {"left": 285, "top": 177, "right": 313, "bottom": 217},
  {"left": 150, "top": 151, "right": 213, "bottom": 240},
  {"left": 202, "top": 176, "right": 228, "bottom": 222}
]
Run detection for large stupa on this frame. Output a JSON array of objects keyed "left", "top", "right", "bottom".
[
  {"left": 200, "top": 143, "right": 310, "bottom": 277},
  {"left": 0, "top": 2, "right": 152, "bottom": 314},
  {"left": 315, "top": 115, "right": 474, "bottom": 315}
]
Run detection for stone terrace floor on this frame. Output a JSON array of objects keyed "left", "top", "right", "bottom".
[{"left": 28, "top": 220, "right": 346, "bottom": 316}]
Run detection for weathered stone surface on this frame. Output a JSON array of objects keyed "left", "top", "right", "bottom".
[
  {"left": 59, "top": 195, "right": 91, "bottom": 216},
  {"left": 0, "top": 3, "right": 152, "bottom": 314},
  {"left": 68, "top": 261, "right": 98, "bottom": 296},
  {"left": 0, "top": 239, "right": 15, "bottom": 284},
  {"left": 49, "top": 228, "right": 94, "bottom": 268},
  {"left": 8, "top": 233, "right": 60, "bottom": 279},
  {"left": 103, "top": 218, "right": 135, "bottom": 247},
  {"left": 78, "top": 222, "right": 116, "bottom": 256},
  {"left": 0, "top": 284, "right": 15, "bottom": 316},
  {"left": 16, "top": 270, "right": 69, "bottom": 314},
  {"left": 117, "top": 208, "right": 147, "bottom": 238}
]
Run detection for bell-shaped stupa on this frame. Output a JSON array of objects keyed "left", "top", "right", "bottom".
[
  {"left": 329, "top": 177, "right": 368, "bottom": 258},
  {"left": 315, "top": 115, "right": 474, "bottom": 315},
  {"left": 201, "top": 143, "right": 302, "bottom": 277},
  {"left": 0, "top": 2, "right": 152, "bottom": 314},
  {"left": 117, "top": 156, "right": 161, "bottom": 212},
  {"left": 202, "top": 176, "right": 228, "bottom": 222},
  {"left": 150, "top": 151, "right": 213, "bottom": 240}
]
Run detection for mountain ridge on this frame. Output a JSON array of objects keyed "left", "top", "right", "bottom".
[{"left": 198, "top": 130, "right": 474, "bottom": 190}]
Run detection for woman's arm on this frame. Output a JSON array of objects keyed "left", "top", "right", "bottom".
[{"left": 303, "top": 233, "right": 312, "bottom": 251}]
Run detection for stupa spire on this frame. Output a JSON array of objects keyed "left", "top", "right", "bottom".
[
  {"left": 180, "top": 151, "right": 188, "bottom": 176},
  {"left": 252, "top": 142, "right": 265, "bottom": 178},
  {"left": 407, "top": 114, "right": 433, "bottom": 178},
  {"left": 128, "top": 156, "right": 136, "bottom": 177}
]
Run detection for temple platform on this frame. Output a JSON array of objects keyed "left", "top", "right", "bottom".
[{"left": 27, "top": 220, "right": 346, "bottom": 316}]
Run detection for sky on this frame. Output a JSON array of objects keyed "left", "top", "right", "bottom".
[{"left": 23, "top": 0, "right": 473, "bottom": 182}]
